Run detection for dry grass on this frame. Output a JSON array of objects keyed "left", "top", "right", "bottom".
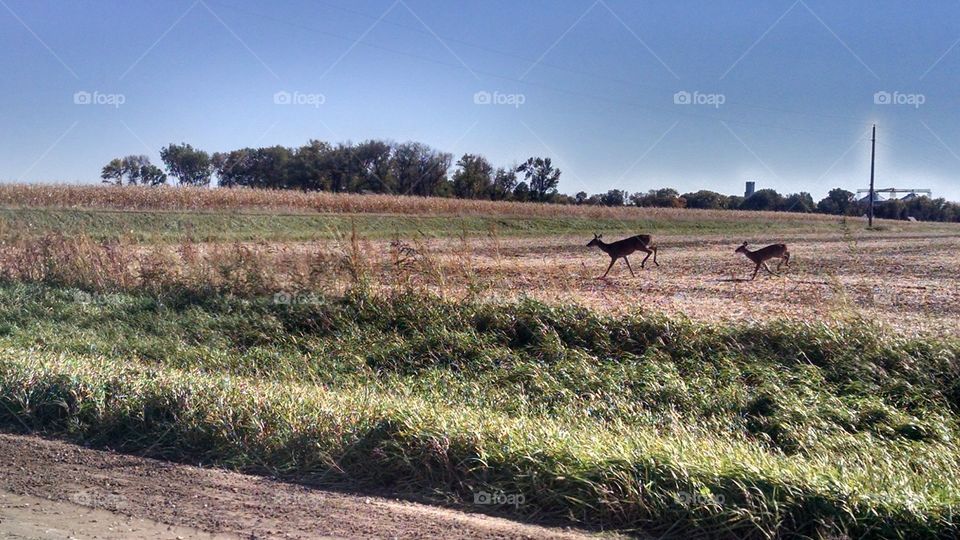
[
  {"left": 0, "top": 183, "right": 876, "bottom": 223},
  {"left": 2, "top": 228, "right": 957, "bottom": 335}
]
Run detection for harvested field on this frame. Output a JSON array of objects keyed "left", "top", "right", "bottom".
[{"left": 3, "top": 226, "right": 955, "bottom": 334}]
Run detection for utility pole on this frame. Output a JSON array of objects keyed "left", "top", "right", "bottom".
[{"left": 868, "top": 124, "right": 876, "bottom": 228}]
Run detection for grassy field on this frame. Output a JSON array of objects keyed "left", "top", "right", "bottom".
[
  {"left": 1, "top": 185, "right": 959, "bottom": 538},
  {"left": 0, "top": 207, "right": 858, "bottom": 243}
]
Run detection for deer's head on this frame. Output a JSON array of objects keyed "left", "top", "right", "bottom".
[
  {"left": 587, "top": 233, "right": 603, "bottom": 247},
  {"left": 735, "top": 241, "right": 749, "bottom": 254}
]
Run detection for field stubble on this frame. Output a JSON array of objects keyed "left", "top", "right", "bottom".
[{"left": 2, "top": 228, "right": 956, "bottom": 335}]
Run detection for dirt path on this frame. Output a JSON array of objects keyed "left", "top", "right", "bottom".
[{"left": 0, "top": 433, "right": 596, "bottom": 539}]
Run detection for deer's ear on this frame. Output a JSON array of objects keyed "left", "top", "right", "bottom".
[
  {"left": 598, "top": 234, "right": 603, "bottom": 239},
  {"left": 741, "top": 241, "right": 748, "bottom": 247}
]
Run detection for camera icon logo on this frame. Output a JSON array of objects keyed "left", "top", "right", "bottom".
[
  {"left": 473, "top": 491, "right": 492, "bottom": 504},
  {"left": 473, "top": 91, "right": 492, "bottom": 105},
  {"left": 273, "top": 291, "right": 292, "bottom": 304},
  {"left": 874, "top": 91, "right": 891, "bottom": 105},
  {"left": 673, "top": 91, "right": 691, "bottom": 105},
  {"left": 273, "top": 91, "right": 292, "bottom": 105},
  {"left": 73, "top": 91, "right": 92, "bottom": 105}
]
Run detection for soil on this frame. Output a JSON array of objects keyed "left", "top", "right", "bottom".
[{"left": 0, "top": 433, "right": 597, "bottom": 539}]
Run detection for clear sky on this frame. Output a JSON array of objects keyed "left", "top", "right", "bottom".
[{"left": 2, "top": 0, "right": 959, "bottom": 200}]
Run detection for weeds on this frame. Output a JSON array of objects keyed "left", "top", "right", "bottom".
[{"left": 0, "top": 284, "right": 958, "bottom": 537}]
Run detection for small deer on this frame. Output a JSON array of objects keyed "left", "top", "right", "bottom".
[
  {"left": 735, "top": 242, "right": 790, "bottom": 280},
  {"left": 587, "top": 233, "right": 658, "bottom": 278}
]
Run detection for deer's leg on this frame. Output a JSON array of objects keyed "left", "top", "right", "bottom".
[
  {"left": 762, "top": 262, "right": 775, "bottom": 275},
  {"left": 624, "top": 256, "right": 636, "bottom": 277},
  {"left": 782, "top": 252, "right": 790, "bottom": 268},
  {"left": 652, "top": 246, "right": 659, "bottom": 266},
  {"left": 599, "top": 257, "right": 616, "bottom": 279},
  {"left": 751, "top": 263, "right": 760, "bottom": 280},
  {"left": 639, "top": 248, "right": 652, "bottom": 268}
]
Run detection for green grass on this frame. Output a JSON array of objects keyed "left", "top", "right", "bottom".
[
  {"left": 0, "top": 207, "right": 879, "bottom": 243},
  {"left": 0, "top": 282, "right": 958, "bottom": 538}
]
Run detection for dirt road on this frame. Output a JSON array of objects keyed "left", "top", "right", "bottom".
[{"left": 0, "top": 433, "right": 595, "bottom": 539}]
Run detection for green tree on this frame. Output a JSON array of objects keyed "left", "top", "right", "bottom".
[
  {"left": 599, "top": 189, "right": 627, "bottom": 206},
  {"left": 780, "top": 192, "right": 815, "bottom": 213},
  {"left": 100, "top": 158, "right": 125, "bottom": 185},
  {"left": 160, "top": 143, "right": 212, "bottom": 186},
  {"left": 490, "top": 167, "right": 518, "bottom": 200},
  {"left": 631, "top": 188, "right": 686, "bottom": 208},
  {"left": 285, "top": 140, "right": 333, "bottom": 191},
  {"left": 351, "top": 140, "right": 395, "bottom": 193},
  {"left": 391, "top": 142, "right": 452, "bottom": 197},
  {"left": 512, "top": 181, "right": 531, "bottom": 202},
  {"left": 816, "top": 188, "right": 854, "bottom": 215},
  {"left": 683, "top": 190, "right": 730, "bottom": 209},
  {"left": 452, "top": 154, "right": 494, "bottom": 199},
  {"left": 516, "top": 157, "right": 561, "bottom": 202},
  {"left": 740, "top": 189, "right": 783, "bottom": 211},
  {"left": 101, "top": 155, "right": 165, "bottom": 186},
  {"left": 138, "top": 164, "right": 167, "bottom": 186}
]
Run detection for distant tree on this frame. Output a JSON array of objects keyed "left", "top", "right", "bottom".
[
  {"left": 351, "top": 140, "right": 394, "bottom": 193},
  {"left": 512, "top": 181, "right": 531, "bottom": 202},
  {"left": 516, "top": 157, "right": 561, "bottom": 202},
  {"left": 574, "top": 191, "right": 588, "bottom": 205},
  {"left": 780, "top": 192, "right": 816, "bottom": 213},
  {"left": 727, "top": 195, "right": 744, "bottom": 210},
  {"left": 452, "top": 154, "right": 494, "bottom": 199},
  {"left": 160, "top": 143, "right": 212, "bottom": 186},
  {"left": 682, "top": 190, "right": 730, "bottom": 210},
  {"left": 391, "top": 142, "right": 452, "bottom": 197},
  {"left": 740, "top": 189, "right": 783, "bottom": 211},
  {"left": 120, "top": 155, "right": 150, "bottom": 184},
  {"left": 631, "top": 188, "right": 686, "bottom": 208},
  {"left": 599, "top": 189, "right": 627, "bottom": 206},
  {"left": 551, "top": 193, "right": 576, "bottom": 205},
  {"left": 212, "top": 149, "right": 253, "bottom": 188},
  {"left": 100, "top": 158, "right": 125, "bottom": 185},
  {"left": 101, "top": 155, "right": 165, "bottom": 185},
  {"left": 285, "top": 140, "right": 334, "bottom": 191},
  {"left": 816, "top": 188, "right": 855, "bottom": 215},
  {"left": 138, "top": 164, "right": 167, "bottom": 186},
  {"left": 490, "top": 167, "right": 518, "bottom": 201}
]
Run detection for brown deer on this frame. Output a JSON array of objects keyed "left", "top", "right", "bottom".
[
  {"left": 587, "top": 233, "right": 658, "bottom": 278},
  {"left": 735, "top": 242, "right": 790, "bottom": 280}
]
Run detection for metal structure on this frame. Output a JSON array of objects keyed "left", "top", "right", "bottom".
[
  {"left": 855, "top": 188, "right": 932, "bottom": 200},
  {"left": 744, "top": 181, "right": 756, "bottom": 198},
  {"left": 868, "top": 124, "right": 876, "bottom": 227}
]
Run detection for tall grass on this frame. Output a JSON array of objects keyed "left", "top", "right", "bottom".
[{"left": 0, "top": 283, "right": 958, "bottom": 537}]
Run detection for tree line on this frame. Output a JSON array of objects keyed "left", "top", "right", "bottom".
[
  {"left": 101, "top": 140, "right": 561, "bottom": 203},
  {"left": 101, "top": 140, "right": 960, "bottom": 222}
]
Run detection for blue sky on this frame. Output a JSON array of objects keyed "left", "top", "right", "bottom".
[{"left": 2, "top": 0, "right": 959, "bottom": 200}]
